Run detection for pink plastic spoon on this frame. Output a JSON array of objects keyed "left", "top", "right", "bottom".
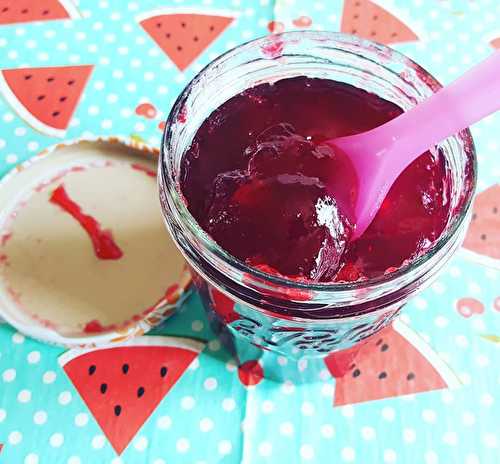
[{"left": 326, "top": 50, "right": 500, "bottom": 239}]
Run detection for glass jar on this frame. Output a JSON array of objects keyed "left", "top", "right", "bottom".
[{"left": 159, "top": 32, "right": 476, "bottom": 383}]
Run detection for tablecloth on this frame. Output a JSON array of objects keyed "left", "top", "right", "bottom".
[{"left": 0, "top": 1, "right": 499, "bottom": 463}]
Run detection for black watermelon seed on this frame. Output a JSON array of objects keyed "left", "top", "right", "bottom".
[
  {"left": 137, "top": 387, "right": 145, "bottom": 398},
  {"left": 21, "top": 9, "right": 28, "bottom": 14},
  {"left": 1, "top": 7, "right": 9, "bottom": 13},
  {"left": 160, "top": 366, "right": 168, "bottom": 378},
  {"left": 391, "top": 32, "right": 398, "bottom": 37},
  {"left": 352, "top": 369, "right": 361, "bottom": 378},
  {"left": 88, "top": 365, "right": 96, "bottom": 375},
  {"left": 376, "top": 339, "right": 383, "bottom": 346},
  {"left": 24, "top": 74, "right": 32, "bottom": 80},
  {"left": 349, "top": 363, "right": 356, "bottom": 370},
  {"left": 378, "top": 372, "right": 387, "bottom": 379},
  {"left": 493, "top": 207, "right": 498, "bottom": 214},
  {"left": 100, "top": 383, "right": 107, "bottom": 394},
  {"left": 407, "top": 372, "right": 415, "bottom": 381},
  {"left": 42, "top": 10, "right": 49, "bottom": 15},
  {"left": 165, "top": 33, "right": 171, "bottom": 39},
  {"left": 381, "top": 343, "right": 389, "bottom": 352},
  {"left": 52, "top": 111, "right": 60, "bottom": 117},
  {"left": 472, "top": 213, "right": 477, "bottom": 220},
  {"left": 373, "top": 15, "right": 378, "bottom": 20},
  {"left": 67, "top": 79, "right": 75, "bottom": 85},
  {"left": 47, "top": 77, "right": 55, "bottom": 82},
  {"left": 155, "top": 22, "right": 162, "bottom": 28},
  {"left": 59, "top": 96, "right": 67, "bottom": 102},
  {"left": 114, "top": 405, "right": 122, "bottom": 416},
  {"left": 481, "top": 234, "right": 487, "bottom": 240},
  {"left": 209, "top": 25, "right": 214, "bottom": 31},
  {"left": 176, "top": 46, "right": 182, "bottom": 51},
  {"left": 122, "top": 364, "right": 129, "bottom": 374},
  {"left": 193, "top": 36, "right": 199, "bottom": 42},
  {"left": 37, "top": 95, "right": 45, "bottom": 101},
  {"left": 181, "top": 22, "right": 186, "bottom": 28},
  {"left": 370, "top": 31, "right": 376, "bottom": 36}
]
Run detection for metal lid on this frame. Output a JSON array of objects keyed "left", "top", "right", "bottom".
[{"left": 0, "top": 137, "right": 191, "bottom": 347}]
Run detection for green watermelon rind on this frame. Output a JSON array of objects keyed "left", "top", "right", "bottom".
[
  {"left": 393, "top": 319, "right": 461, "bottom": 389},
  {"left": 0, "top": 71, "right": 67, "bottom": 137},
  {"left": 58, "top": 335, "right": 206, "bottom": 367},
  {"left": 135, "top": 7, "right": 238, "bottom": 24}
]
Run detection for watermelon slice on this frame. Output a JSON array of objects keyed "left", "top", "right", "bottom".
[
  {"left": 137, "top": 8, "right": 235, "bottom": 71},
  {"left": 325, "top": 319, "right": 460, "bottom": 405},
  {"left": 59, "top": 336, "right": 204, "bottom": 455},
  {"left": 0, "top": 0, "right": 80, "bottom": 25},
  {"left": 341, "top": 0, "right": 418, "bottom": 45},
  {"left": 462, "top": 184, "right": 500, "bottom": 268},
  {"left": 208, "top": 285, "right": 240, "bottom": 323},
  {"left": 0, "top": 65, "right": 93, "bottom": 137}
]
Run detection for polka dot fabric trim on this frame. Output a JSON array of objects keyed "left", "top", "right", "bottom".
[{"left": 0, "top": 1, "right": 499, "bottom": 463}]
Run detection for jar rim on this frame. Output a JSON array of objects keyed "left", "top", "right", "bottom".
[{"left": 160, "top": 31, "right": 477, "bottom": 295}]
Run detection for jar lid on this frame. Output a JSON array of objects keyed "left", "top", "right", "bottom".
[{"left": 0, "top": 137, "right": 191, "bottom": 347}]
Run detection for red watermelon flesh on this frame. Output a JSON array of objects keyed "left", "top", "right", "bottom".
[
  {"left": 209, "top": 285, "right": 240, "bottom": 323},
  {"left": 60, "top": 336, "right": 204, "bottom": 455},
  {"left": 325, "top": 320, "right": 459, "bottom": 405},
  {"left": 0, "top": 65, "right": 93, "bottom": 137},
  {"left": 139, "top": 12, "right": 234, "bottom": 71},
  {"left": 341, "top": 0, "right": 418, "bottom": 45},
  {"left": 491, "top": 37, "right": 500, "bottom": 49},
  {"left": 463, "top": 184, "right": 500, "bottom": 262},
  {"left": 0, "top": 0, "right": 79, "bottom": 25}
]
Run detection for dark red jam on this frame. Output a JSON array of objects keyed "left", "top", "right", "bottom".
[{"left": 180, "top": 77, "right": 450, "bottom": 282}]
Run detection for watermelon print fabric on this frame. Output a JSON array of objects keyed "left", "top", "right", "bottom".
[{"left": 0, "top": 1, "right": 499, "bottom": 463}]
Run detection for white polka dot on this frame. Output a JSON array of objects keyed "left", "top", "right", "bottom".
[
  {"left": 199, "top": 417, "right": 214, "bottom": 432},
  {"left": 50, "top": 433, "right": 64, "bottom": 448},
  {"left": 383, "top": 449, "right": 397, "bottom": 463},
  {"left": 321, "top": 383, "right": 335, "bottom": 397},
  {"left": 101, "top": 119, "right": 112, "bottom": 129},
  {"left": 91, "top": 435, "right": 105, "bottom": 449},
  {"left": 134, "top": 436, "right": 148, "bottom": 451},
  {"left": 455, "top": 335, "right": 469, "bottom": 348},
  {"left": 434, "top": 316, "right": 449, "bottom": 328},
  {"left": 3, "top": 113, "right": 14, "bottom": 122},
  {"left": 127, "top": 83, "right": 137, "bottom": 93},
  {"left": 208, "top": 339, "right": 221, "bottom": 351},
  {"left": 37, "top": 52, "right": 49, "bottom": 61},
  {"left": 483, "top": 433, "right": 498, "bottom": 448},
  {"left": 320, "top": 423, "right": 335, "bottom": 439},
  {"left": 459, "top": 372, "right": 471, "bottom": 385},
  {"left": 27, "top": 141, "right": 39, "bottom": 152},
  {"left": 56, "top": 42, "right": 68, "bottom": 51},
  {"left": 476, "top": 354, "right": 490, "bottom": 367},
  {"left": 403, "top": 427, "right": 416, "bottom": 443},
  {"left": 204, "top": 377, "right": 218, "bottom": 391},
  {"left": 258, "top": 441, "right": 272, "bottom": 457},
  {"left": 481, "top": 393, "right": 494, "bottom": 407},
  {"left": 222, "top": 397, "right": 236, "bottom": 412},
  {"left": 0, "top": 409, "right": 6, "bottom": 422},
  {"left": 0, "top": 38, "right": 6, "bottom": 47},
  {"left": 341, "top": 447, "right": 356, "bottom": 462},
  {"left": 112, "top": 69, "right": 124, "bottom": 79},
  {"left": 176, "top": 438, "right": 190, "bottom": 453},
  {"left": 361, "top": 426, "right": 376, "bottom": 440},
  {"left": 43, "top": 371, "right": 56, "bottom": 384},
  {"left": 18, "top": 389, "right": 32, "bottom": 403},
  {"left": 442, "top": 431, "right": 457, "bottom": 446},
  {"left": 281, "top": 380, "right": 295, "bottom": 395},
  {"left": 298, "top": 358, "right": 308, "bottom": 371},
  {"left": 12, "top": 332, "right": 25, "bottom": 343},
  {"left": 74, "top": 413, "right": 88, "bottom": 427},
  {"left": 99, "top": 57, "right": 110, "bottom": 65},
  {"left": 191, "top": 320, "right": 204, "bottom": 331},
  {"left": 424, "top": 450, "right": 439, "bottom": 464},
  {"left": 144, "top": 71, "right": 155, "bottom": 81},
  {"left": 157, "top": 415, "right": 172, "bottom": 430},
  {"left": 218, "top": 440, "right": 232, "bottom": 455},
  {"left": 25, "top": 453, "right": 39, "bottom": 464},
  {"left": 88, "top": 105, "right": 100, "bottom": 116},
  {"left": 462, "top": 411, "right": 475, "bottom": 426},
  {"left": 181, "top": 396, "right": 195, "bottom": 410},
  {"left": 225, "top": 360, "right": 237, "bottom": 372},
  {"left": 3, "top": 368, "right": 16, "bottom": 382},
  {"left": 301, "top": 401, "right": 315, "bottom": 416},
  {"left": 9, "top": 430, "right": 22, "bottom": 445},
  {"left": 27, "top": 351, "right": 41, "bottom": 364},
  {"left": 415, "top": 297, "right": 428, "bottom": 310},
  {"left": 382, "top": 406, "right": 395, "bottom": 421},
  {"left": 441, "top": 390, "right": 454, "bottom": 404},
  {"left": 279, "top": 421, "right": 294, "bottom": 436},
  {"left": 0, "top": 138, "right": 5, "bottom": 149},
  {"left": 34, "top": 411, "right": 47, "bottom": 425},
  {"left": 422, "top": 409, "right": 437, "bottom": 423},
  {"left": 157, "top": 85, "right": 169, "bottom": 95},
  {"left": 341, "top": 405, "right": 354, "bottom": 418},
  {"left": 94, "top": 81, "right": 105, "bottom": 90},
  {"left": 8, "top": 50, "right": 18, "bottom": 59},
  {"left": 300, "top": 444, "right": 315, "bottom": 461},
  {"left": 152, "top": 460, "right": 165, "bottom": 464},
  {"left": 68, "top": 457, "right": 81, "bottom": 464},
  {"left": 464, "top": 453, "right": 480, "bottom": 464},
  {"left": 58, "top": 391, "right": 72, "bottom": 406},
  {"left": 6, "top": 153, "right": 18, "bottom": 164},
  {"left": 261, "top": 400, "right": 275, "bottom": 414}
]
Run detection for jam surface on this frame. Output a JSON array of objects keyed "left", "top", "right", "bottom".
[{"left": 180, "top": 77, "right": 450, "bottom": 282}]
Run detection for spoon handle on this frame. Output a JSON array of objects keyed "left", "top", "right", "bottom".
[{"left": 380, "top": 50, "right": 500, "bottom": 163}]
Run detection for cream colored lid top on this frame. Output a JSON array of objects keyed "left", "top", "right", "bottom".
[{"left": 0, "top": 140, "right": 186, "bottom": 338}]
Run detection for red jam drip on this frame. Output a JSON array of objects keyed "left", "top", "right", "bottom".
[
  {"left": 131, "top": 163, "right": 157, "bottom": 178},
  {"left": 181, "top": 77, "right": 450, "bottom": 282},
  {"left": 50, "top": 184, "right": 123, "bottom": 260}
]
